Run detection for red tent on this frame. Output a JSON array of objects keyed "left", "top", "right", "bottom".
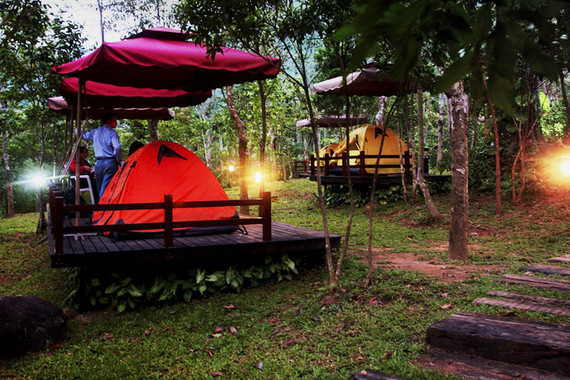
[
  {"left": 52, "top": 28, "right": 281, "bottom": 91},
  {"left": 93, "top": 141, "right": 237, "bottom": 235},
  {"left": 48, "top": 96, "right": 175, "bottom": 120}
]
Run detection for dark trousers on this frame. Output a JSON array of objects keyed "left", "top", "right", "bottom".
[{"left": 95, "top": 159, "right": 118, "bottom": 200}]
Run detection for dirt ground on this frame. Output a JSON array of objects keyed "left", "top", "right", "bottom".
[{"left": 361, "top": 245, "right": 507, "bottom": 283}]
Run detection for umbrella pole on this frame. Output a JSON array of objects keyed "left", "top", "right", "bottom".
[{"left": 74, "top": 79, "right": 83, "bottom": 227}]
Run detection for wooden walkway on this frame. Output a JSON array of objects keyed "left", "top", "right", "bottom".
[
  {"left": 48, "top": 217, "right": 341, "bottom": 269},
  {"left": 422, "top": 253, "right": 570, "bottom": 379}
]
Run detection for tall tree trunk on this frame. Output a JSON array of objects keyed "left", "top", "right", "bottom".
[
  {"left": 559, "top": 65, "right": 570, "bottom": 140},
  {"left": 226, "top": 86, "right": 249, "bottom": 214},
  {"left": 2, "top": 128, "right": 14, "bottom": 217},
  {"left": 416, "top": 90, "right": 442, "bottom": 221},
  {"left": 483, "top": 77, "right": 502, "bottom": 215},
  {"left": 437, "top": 94, "right": 445, "bottom": 172},
  {"left": 375, "top": 96, "right": 387, "bottom": 125},
  {"left": 446, "top": 81, "right": 469, "bottom": 261},
  {"left": 148, "top": 119, "right": 159, "bottom": 142}
]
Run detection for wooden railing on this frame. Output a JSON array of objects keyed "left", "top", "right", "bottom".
[{"left": 48, "top": 184, "right": 272, "bottom": 255}]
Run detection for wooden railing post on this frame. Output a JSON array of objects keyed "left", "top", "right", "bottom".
[
  {"left": 359, "top": 151, "right": 366, "bottom": 177},
  {"left": 262, "top": 191, "right": 272, "bottom": 241},
  {"left": 164, "top": 194, "right": 173, "bottom": 247},
  {"left": 54, "top": 195, "right": 64, "bottom": 254},
  {"left": 404, "top": 151, "right": 411, "bottom": 180},
  {"left": 310, "top": 155, "right": 316, "bottom": 175},
  {"left": 341, "top": 152, "right": 348, "bottom": 176},
  {"left": 324, "top": 154, "right": 330, "bottom": 175}
]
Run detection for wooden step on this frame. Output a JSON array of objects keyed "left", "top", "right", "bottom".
[
  {"left": 521, "top": 264, "right": 570, "bottom": 277},
  {"left": 487, "top": 290, "right": 570, "bottom": 308},
  {"left": 419, "top": 348, "right": 570, "bottom": 380},
  {"left": 426, "top": 312, "right": 570, "bottom": 376},
  {"left": 497, "top": 274, "right": 570, "bottom": 293},
  {"left": 473, "top": 297, "right": 570, "bottom": 316},
  {"left": 549, "top": 255, "right": 570, "bottom": 263}
]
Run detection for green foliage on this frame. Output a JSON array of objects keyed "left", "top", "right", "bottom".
[
  {"left": 325, "top": 184, "right": 406, "bottom": 207},
  {"left": 72, "top": 254, "right": 301, "bottom": 312}
]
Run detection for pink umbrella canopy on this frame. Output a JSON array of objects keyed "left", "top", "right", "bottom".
[
  {"left": 296, "top": 115, "right": 367, "bottom": 128},
  {"left": 52, "top": 28, "right": 281, "bottom": 91},
  {"left": 48, "top": 96, "right": 175, "bottom": 120},
  {"left": 59, "top": 78, "right": 211, "bottom": 108},
  {"left": 312, "top": 66, "right": 414, "bottom": 96}
]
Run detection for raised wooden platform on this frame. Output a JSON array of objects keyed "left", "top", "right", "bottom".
[
  {"left": 48, "top": 218, "right": 341, "bottom": 269},
  {"left": 296, "top": 172, "right": 450, "bottom": 186}
]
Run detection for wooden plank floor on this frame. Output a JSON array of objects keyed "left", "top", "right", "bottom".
[{"left": 48, "top": 217, "right": 341, "bottom": 268}]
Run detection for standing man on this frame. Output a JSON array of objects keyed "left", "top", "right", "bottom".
[{"left": 82, "top": 113, "right": 121, "bottom": 200}]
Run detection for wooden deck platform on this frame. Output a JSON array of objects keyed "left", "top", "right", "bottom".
[{"left": 48, "top": 219, "right": 340, "bottom": 269}]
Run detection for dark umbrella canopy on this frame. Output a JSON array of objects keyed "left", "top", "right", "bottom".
[
  {"left": 59, "top": 78, "right": 211, "bottom": 108},
  {"left": 52, "top": 28, "right": 281, "bottom": 91},
  {"left": 296, "top": 115, "right": 367, "bottom": 128},
  {"left": 312, "top": 66, "right": 414, "bottom": 96},
  {"left": 48, "top": 96, "right": 175, "bottom": 120}
]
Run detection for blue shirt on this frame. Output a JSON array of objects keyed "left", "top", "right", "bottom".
[{"left": 83, "top": 124, "right": 122, "bottom": 163}]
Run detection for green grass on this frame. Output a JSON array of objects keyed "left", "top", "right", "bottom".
[{"left": 1, "top": 179, "right": 569, "bottom": 379}]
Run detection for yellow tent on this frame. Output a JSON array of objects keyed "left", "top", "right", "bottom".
[
  {"left": 316, "top": 143, "right": 340, "bottom": 167},
  {"left": 318, "top": 143, "right": 339, "bottom": 158},
  {"left": 333, "top": 124, "right": 408, "bottom": 174}
]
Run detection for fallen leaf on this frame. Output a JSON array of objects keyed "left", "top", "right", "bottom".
[
  {"left": 281, "top": 339, "right": 297, "bottom": 348},
  {"left": 223, "top": 304, "right": 235, "bottom": 309},
  {"left": 214, "top": 327, "right": 224, "bottom": 333},
  {"left": 211, "top": 333, "right": 223, "bottom": 339},
  {"left": 268, "top": 318, "right": 277, "bottom": 323},
  {"left": 381, "top": 350, "right": 393, "bottom": 360},
  {"left": 162, "top": 326, "right": 170, "bottom": 332},
  {"left": 440, "top": 303, "right": 453, "bottom": 309},
  {"left": 257, "top": 361, "right": 263, "bottom": 370},
  {"left": 229, "top": 326, "right": 237, "bottom": 334},
  {"left": 144, "top": 330, "right": 150, "bottom": 336},
  {"left": 439, "top": 293, "right": 449, "bottom": 298},
  {"left": 209, "top": 372, "right": 223, "bottom": 376},
  {"left": 205, "top": 349, "right": 214, "bottom": 358},
  {"left": 360, "top": 370, "right": 368, "bottom": 375}
]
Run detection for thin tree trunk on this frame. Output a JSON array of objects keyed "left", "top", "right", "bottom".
[
  {"left": 559, "top": 66, "right": 570, "bottom": 140},
  {"left": 2, "top": 128, "right": 14, "bottom": 217},
  {"left": 417, "top": 90, "right": 442, "bottom": 221},
  {"left": 375, "top": 96, "right": 387, "bottom": 125},
  {"left": 202, "top": 129, "right": 212, "bottom": 167},
  {"left": 148, "top": 119, "right": 159, "bottom": 142},
  {"left": 226, "top": 86, "right": 249, "bottom": 215},
  {"left": 437, "top": 94, "right": 445, "bottom": 172},
  {"left": 446, "top": 81, "right": 469, "bottom": 262},
  {"left": 483, "top": 77, "right": 502, "bottom": 215}
]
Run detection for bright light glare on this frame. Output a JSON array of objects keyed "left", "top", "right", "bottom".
[
  {"left": 228, "top": 164, "right": 235, "bottom": 172},
  {"left": 31, "top": 174, "right": 47, "bottom": 188},
  {"left": 254, "top": 171, "right": 262, "bottom": 184},
  {"left": 561, "top": 158, "right": 570, "bottom": 176}
]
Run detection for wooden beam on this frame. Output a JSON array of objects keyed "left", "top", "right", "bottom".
[
  {"left": 473, "top": 297, "right": 570, "bottom": 316},
  {"left": 426, "top": 312, "right": 570, "bottom": 375},
  {"left": 496, "top": 274, "right": 570, "bottom": 293},
  {"left": 521, "top": 264, "right": 570, "bottom": 277}
]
